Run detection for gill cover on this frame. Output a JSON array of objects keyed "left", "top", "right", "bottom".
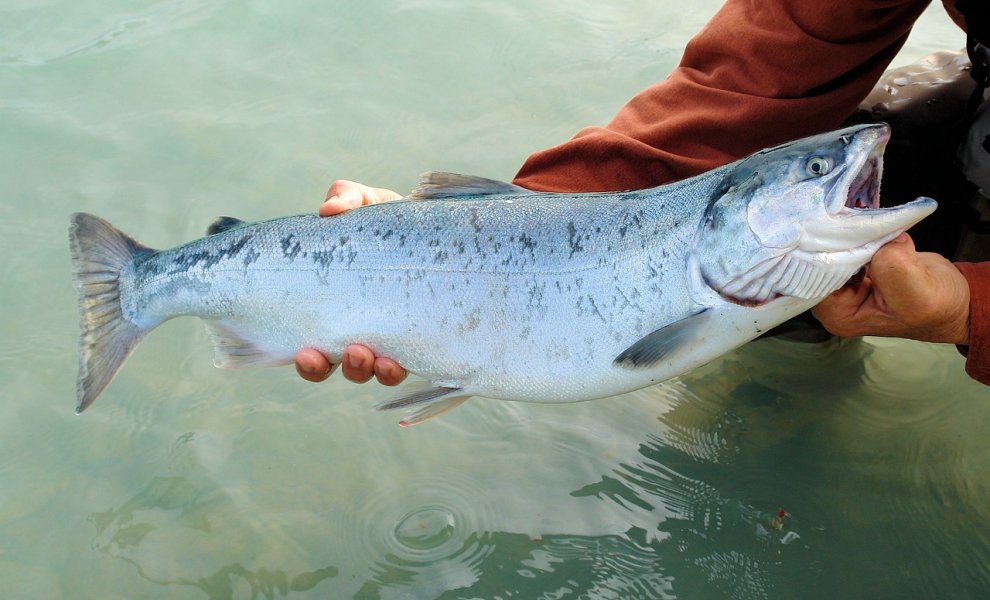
[{"left": 690, "top": 124, "right": 923, "bottom": 305}]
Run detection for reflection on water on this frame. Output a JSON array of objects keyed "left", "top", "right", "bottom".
[
  {"left": 2, "top": 0, "right": 988, "bottom": 597},
  {"left": 90, "top": 476, "right": 339, "bottom": 599},
  {"left": 74, "top": 336, "right": 990, "bottom": 599}
]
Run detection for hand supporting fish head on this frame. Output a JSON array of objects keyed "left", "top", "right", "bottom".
[{"left": 692, "top": 123, "right": 937, "bottom": 305}]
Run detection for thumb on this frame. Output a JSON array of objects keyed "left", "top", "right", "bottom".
[
  {"left": 864, "top": 233, "right": 924, "bottom": 313},
  {"left": 320, "top": 180, "right": 369, "bottom": 216},
  {"left": 320, "top": 181, "right": 402, "bottom": 216}
]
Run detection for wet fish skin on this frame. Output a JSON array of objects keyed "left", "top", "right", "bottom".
[{"left": 69, "top": 124, "right": 937, "bottom": 424}]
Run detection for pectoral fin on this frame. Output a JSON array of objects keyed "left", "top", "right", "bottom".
[
  {"left": 613, "top": 308, "right": 712, "bottom": 368},
  {"left": 375, "top": 381, "right": 471, "bottom": 426}
]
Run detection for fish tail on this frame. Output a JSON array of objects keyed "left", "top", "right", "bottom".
[{"left": 69, "top": 213, "right": 156, "bottom": 413}]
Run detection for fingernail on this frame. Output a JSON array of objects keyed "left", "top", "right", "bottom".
[
  {"left": 304, "top": 362, "right": 331, "bottom": 377},
  {"left": 348, "top": 353, "right": 363, "bottom": 369}
]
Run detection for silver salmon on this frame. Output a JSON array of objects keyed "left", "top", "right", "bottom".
[{"left": 69, "top": 124, "right": 936, "bottom": 425}]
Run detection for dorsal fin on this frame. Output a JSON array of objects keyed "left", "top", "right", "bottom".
[
  {"left": 408, "top": 172, "right": 531, "bottom": 200},
  {"left": 206, "top": 216, "right": 248, "bottom": 235}
]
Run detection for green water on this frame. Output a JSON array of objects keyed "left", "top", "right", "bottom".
[{"left": 1, "top": 1, "right": 987, "bottom": 598}]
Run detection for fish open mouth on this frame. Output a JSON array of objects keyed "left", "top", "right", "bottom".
[
  {"left": 845, "top": 152, "right": 881, "bottom": 210},
  {"left": 808, "top": 125, "right": 934, "bottom": 253},
  {"left": 833, "top": 125, "right": 886, "bottom": 214}
]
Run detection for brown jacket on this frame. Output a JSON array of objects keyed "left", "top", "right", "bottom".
[{"left": 512, "top": 0, "right": 990, "bottom": 385}]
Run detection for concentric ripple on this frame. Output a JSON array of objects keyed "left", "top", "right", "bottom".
[{"left": 338, "top": 471, "right": 499, "bottom": 595}]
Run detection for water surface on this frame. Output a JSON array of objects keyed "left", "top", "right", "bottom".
[{"left": 1, "top": 1, "right": 987, "bottom": 598}]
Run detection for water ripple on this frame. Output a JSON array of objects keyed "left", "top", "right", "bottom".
[
  {"left": 340, "top": 470, "right": 500, "bottom": 597},
  {"left": 0, "top": 0, "right": 225, "bottom": 66}
]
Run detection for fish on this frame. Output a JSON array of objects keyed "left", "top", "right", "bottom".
[{"left": 69, "top": 123, "right": 936, "bottom": 425}]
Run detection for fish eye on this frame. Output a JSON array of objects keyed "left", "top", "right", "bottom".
[{"left": 806, "top": 157, "right": 832, "bottom": 176}]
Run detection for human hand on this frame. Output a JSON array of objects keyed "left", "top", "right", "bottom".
[
  {"left": 812, "top": 233, "right": 971, "bottom": 345},
  {"left": 318, "top": 179, "right": 402, "bottom": 216},
  {"left": 294, "top": 180, "right": 409, "bottom": 385},
  {"left": 295, "top": 346, "right": 408, "bottom": 385}
]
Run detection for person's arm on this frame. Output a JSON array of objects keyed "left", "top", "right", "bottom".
[
  {"left": 514, "top": 0, "right": 930, "bottom": 192},
  {"left": 955, "top": 263, "right": 990, "bottom": 385}
]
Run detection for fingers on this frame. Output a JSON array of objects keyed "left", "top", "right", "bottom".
[
  {"left": 339, "top": 345, "right": 408, "bottom": 386},
  {"left": 373, "top": 356, "right": 408, "bottom": 386},
  {"left": 294, "top": 345, "right": 407, "bottom": 385},
  {"left": 811, "top": 276, "right": 872, "bottom": 337},
  {"left": 811, "top": 232, "right": 971, "bottom": 344},
  {"left": 860, "top": 233, "right": 920, "bottom": 314},
  {"left": 295, "top": 348, "right": 335, "bottom": 382},
  {"left": 341, "top": 344, "right": 376, "bottom": 383},
  {"left": 319, "top": 180, "right": 402, "bottom": 216}
]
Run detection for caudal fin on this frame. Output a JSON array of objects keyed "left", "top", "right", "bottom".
[{"left": 69, "top": 213, "right": 155, "bottom": 413}]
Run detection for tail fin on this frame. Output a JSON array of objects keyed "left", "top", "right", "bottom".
[{"left": 69, "top": 213, "right": 155, "bottom": 413}]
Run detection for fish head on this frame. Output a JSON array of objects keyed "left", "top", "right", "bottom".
[{"left": 692, "top": 123, "right": 937, "bottom": 305}]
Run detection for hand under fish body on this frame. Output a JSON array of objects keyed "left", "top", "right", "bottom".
[{"left": 69, "top": 124, "right": 936, "bottom": 425}]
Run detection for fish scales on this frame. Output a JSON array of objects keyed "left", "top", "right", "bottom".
[
  {"left": 122, "top": 185, "right": 713, "bottom": 403},
  {"left": 70, "top": 124, "right": 938, "bottom": 422}
]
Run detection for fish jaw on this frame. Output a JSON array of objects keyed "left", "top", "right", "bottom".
[
  {"left": 801, "top": 124, "right": 936, "bottom": 253},
  {"left": 800, "top": 197, "right": 937, "bottom": 254}
]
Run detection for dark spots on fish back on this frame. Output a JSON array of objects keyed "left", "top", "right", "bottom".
[
  {"left": 170, "top": 235, "right": 253, "bottom": 273},
  {"left": 517, "top": 232, "right": 538, "bottom": 258},
  {"left": 567, "top": 222, "right": 584, "bottom": 257},
  {"left": 242, "top": 246, "right": 261, "bottom": 267},
  {"left": 280, "top": 235, "right": 303, "bottom": 260},
  {"left": 311, "top": 250, "right": 334, "bottom": 268}
]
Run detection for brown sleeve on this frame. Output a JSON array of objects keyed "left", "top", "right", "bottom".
[
  {"left": 955, "top": 262, "right": 990, "bottom": 386},
  {"left": 513, "top": 0, "right": 931, "bottom": 193}
]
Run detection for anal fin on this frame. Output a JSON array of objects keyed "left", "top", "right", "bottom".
[
  {"left": 375, "top": 380, "right": 471, "bottom": 426},
  {"left": 399, "top": 397, "right": 470, "bottom": 427}
]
